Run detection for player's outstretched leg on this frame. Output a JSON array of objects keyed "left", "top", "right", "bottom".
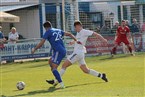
[
  {"left": 111, "top": 44, "right": 118, "bottom": 57},
  {"left": 46, "top": 60, "right": 72, "bottom": 86},
  {"left": 80, "top": 65, "right": 108, "bottom": 82}
]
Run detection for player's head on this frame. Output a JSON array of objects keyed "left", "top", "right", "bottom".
[
  {"left": 74, "top": 20, "right": 83, "bottom": 32},
  {"left": 121, "top": 20, "right": 126, "bottom": 26},
  {"left": 43, "top": 21, "right": 52, "bottom": 30}
]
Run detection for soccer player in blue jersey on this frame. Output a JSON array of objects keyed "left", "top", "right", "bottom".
[{"left": 31, "top": 21, "right": 80, "bottom": 88}]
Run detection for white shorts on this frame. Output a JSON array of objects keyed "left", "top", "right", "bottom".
[{"left": 67, "top": 52, "right": 86, "bottom": 66}]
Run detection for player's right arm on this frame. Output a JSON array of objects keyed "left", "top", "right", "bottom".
[
  {"left": 31, "top": 39, "right": 45, "bottom": 54},
  {"left": 93, "top": 32, "right": 107, "bottom": 43},
  {"left": 32, "top": 31, "right": 49, "bottom": 54},
  {"left": 64, "top": 32, "right": 82, "bottom": 44}
]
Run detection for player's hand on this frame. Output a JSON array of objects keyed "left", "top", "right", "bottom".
[
  {"left": 69, "top": 41, "right": 75, "bottom": 45},
  {"left": 76, "top": 41, "right": 82, "bottom": 45},
  {"left": 129, "top": 38, "right": 133, "bottom": 43},
  {"left": 69, "top": 41, "right": 82, "bottom": 45},
  {"left": 31, "top": 48, "right": 35, "bottom": 54}
]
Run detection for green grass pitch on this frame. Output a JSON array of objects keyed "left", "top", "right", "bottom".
[{"left": 0, "top": 53, "right": 144, "bottom": 97}]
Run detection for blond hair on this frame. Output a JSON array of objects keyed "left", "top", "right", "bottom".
[{"left": 11, "top": 27, "right": 16, "bottom": 31}]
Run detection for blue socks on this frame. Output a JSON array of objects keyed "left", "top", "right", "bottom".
[{"left": 52, "top": 69, "right": 62, "bottom": 83}]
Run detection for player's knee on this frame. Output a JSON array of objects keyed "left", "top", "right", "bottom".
[
  {"left": 51, "top": 67, "right": 57, "bottom": 71},
  {"left": 48, "top": 58, "right": 52, "bottom": 65},
  {"left": 62, "top": 60, "right": 71, "bottom": 69},
  {"left": 51, "top": 64, "right": 58, "bottom": 70}
]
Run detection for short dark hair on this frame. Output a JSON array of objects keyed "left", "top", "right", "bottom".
[
  {"left": 43, "top": 21, "right": 52, "bottom": 28},
  {"left": 122, "top": 20, "right": 126, "bottom": 22},
  {"left": 74, "top": 20, "right": 82, "bottom": 27}
]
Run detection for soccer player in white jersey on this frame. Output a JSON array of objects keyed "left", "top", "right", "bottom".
[{"left": 46, "top": 20, "right": 108, "bottom": 86}]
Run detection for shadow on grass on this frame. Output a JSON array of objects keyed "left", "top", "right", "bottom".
[
  {"left": 66, "top": 82, "right": 104, "bottom": 88},
  {"left": 26, "top": 64, "right": 48, "bottom": 69},
  {"left": 1, "top": 95, "right": 7, "bottom": 97},
  {"left": 9, "top": 82, "right": 105, "bottom": 97},
  {"left": 2, "top": 64, "right": 48, "bottom": 73},
  {"left": 2, "top": 69, "right": 20, "bottom": 73},
  {"left": 99, "top": 55, "right": 130, "bottom": 61},
  {"left": 9, "top": 86, "right": 58, "bottom": 97}
]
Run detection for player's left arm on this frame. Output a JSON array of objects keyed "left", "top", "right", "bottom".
[
  {"left": 31, "top": 39, "right": 46, "bottom": 54},
  {"left": 92, "top": 32, "right": 107, "bottom": 43}
]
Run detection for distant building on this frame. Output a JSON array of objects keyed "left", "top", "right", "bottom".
[
  {"left": 1, "top": 0, "right": 144, "bottom": 39},
  {"left": 0, "top": 0, "right": 40, "bottom": 39}
]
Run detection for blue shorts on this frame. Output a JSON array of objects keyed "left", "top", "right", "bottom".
[{"left": 51, "top": 50, "right": 66, "bottom": 65}]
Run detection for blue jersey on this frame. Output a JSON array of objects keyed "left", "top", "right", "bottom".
[{"left": 43, "top": 28, "right": 66, "bottom": 52}]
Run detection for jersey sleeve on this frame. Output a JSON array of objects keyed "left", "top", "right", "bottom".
[
  {"left": 43, "top": 31, "right": 50, "bottom": 40},
  {"left": 84, "top": 30, "right": 94, "bottom": 37},
  {"left": 61, "top": 30, "right": 65, "bottom": 36}
]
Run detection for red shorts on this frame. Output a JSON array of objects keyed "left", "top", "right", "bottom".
[{"left": 115, "top": 38, "right": 129, "bottom": 45}]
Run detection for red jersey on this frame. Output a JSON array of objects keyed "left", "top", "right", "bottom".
[{"left": 117, "top": 26, "right": 130, "bottom": 39}]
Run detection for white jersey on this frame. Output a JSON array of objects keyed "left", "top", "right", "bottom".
[{"left": 74, "top": 29, "right": 94, "bottom": 53}]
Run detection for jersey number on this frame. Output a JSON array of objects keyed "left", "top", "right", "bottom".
[{"left": 53, "top": 31, "right": 62, "bottom": 41}]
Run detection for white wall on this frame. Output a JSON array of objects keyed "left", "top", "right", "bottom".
[
  {"left": 89, "top": 1, "right": 135, "bottom": 25},
  {"left": 10, "top": 9, "right": 40, "bottom": 39},
  {"left": 90, "top": 2, "right": 120, "bottom": 24},
  {"left": 107, "top": 2, "right": 120, "bottom": 24}
]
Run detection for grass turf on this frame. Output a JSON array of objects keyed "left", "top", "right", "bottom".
[{"left": 0, "top": 53, "right": 144, "bottom": 97}]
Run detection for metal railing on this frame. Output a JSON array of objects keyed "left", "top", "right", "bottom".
[
  {"left": 0, "top": 33, "right": 144, "bottom": 63},
  {"left": 0, "top": 38, "right": 50, "bottom": 62}
]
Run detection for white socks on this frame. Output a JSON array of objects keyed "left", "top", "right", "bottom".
[
  {"left": 89, "top": 69, "right": 102, "bottom": 78},
  {"left": 60, "top": 82, "right": 65, "bottom": 88},
  {"left": 59, "top": 68, "right": 66, "bottom": 77}
]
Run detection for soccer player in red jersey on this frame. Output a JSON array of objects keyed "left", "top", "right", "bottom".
[{"left": 111, "top": 20, "right": 135, "bottom": 57}]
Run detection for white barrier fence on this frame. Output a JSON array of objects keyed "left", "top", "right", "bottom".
[
  {"left": 66, "top": 33, "right": 144, "bottom": 57},
  {"left": 0, "top": 33, "right": 145, "bottom": 62},
  {"left": 0, "top": 39, "right": 51, "bottom": 61}
]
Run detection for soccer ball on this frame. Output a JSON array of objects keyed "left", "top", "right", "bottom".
[{"left": 16, "top": 81, "right": 25, "bottom": 90}]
